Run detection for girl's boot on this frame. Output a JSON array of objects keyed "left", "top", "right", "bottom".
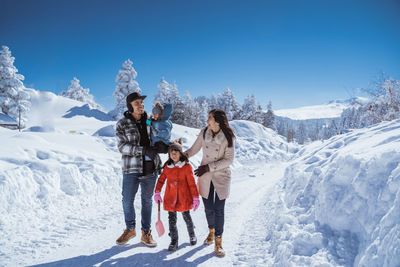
[
  {"left": 182, "top": 211, "right": 197, "bottom": 245},
  {"left": 168, "top": 212, "right": 178, "bottom": 251},
  {"left": 168, "top": 235, "right": 178, "bottom": 251}
]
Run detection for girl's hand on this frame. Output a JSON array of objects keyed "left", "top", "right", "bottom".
[
  {"left": 154, "top": 192, "right": 162, "bottom": 203},
  {"left": 192, "top": 197, "right": 200, "bottom": 211}
]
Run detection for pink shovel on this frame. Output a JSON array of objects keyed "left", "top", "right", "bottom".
[{"left": 155, "top": 201, "right": 165, "bottom": 237}]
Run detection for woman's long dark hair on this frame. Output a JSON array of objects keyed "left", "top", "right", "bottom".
[{"left": 209, "top": 109, "right": 235, "bottom": 147}]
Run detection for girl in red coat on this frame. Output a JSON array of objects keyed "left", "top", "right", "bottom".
[{"left": 154, "top": 140, "right": 200, "bottom": 251}]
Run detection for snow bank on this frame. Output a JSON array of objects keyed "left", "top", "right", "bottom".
[
  {"left": 230, "top": 120, "right": 297, "bottom": 164},
  {"left": 0, "top": 128, "right": 122, "bottom": 265},
  {"left": 0, "top": 90, "right": 122, "bottom": 265},
  {"left": 93, "top": 124, "right": 115, "bottom": 137},
  {"left": 266, "top": 119, "right": 400, "bottom": 266},
  {"left": 168, "top": 121, "right": 296, "bottom": 169}
]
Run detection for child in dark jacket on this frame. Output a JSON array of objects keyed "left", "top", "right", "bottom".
[
  {"left": 154, "top": 140, "right": 200, "bottom": 251},
  {"left": 151, "top": 102, "right": 173, "bottom": 153}
]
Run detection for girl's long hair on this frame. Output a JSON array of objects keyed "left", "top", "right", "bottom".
[
  {"left": 209, "top": 109, "right": 235, "bottom": 147},
  {"left": 163, "top": 150, "right": 189, "bottom": 168}
]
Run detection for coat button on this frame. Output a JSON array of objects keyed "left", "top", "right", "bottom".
[
  {"left": 206, "top": 146, "right": 209, "bottom": 148},
  {"left": 215, "top": 149, "right": 218, "bottom": 151},
  {"left": 206, "top": 155, "right": 209, "bottom": 157}
]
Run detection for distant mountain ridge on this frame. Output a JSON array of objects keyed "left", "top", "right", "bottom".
[{"left": 275, "top": 97, "right": 370, "bottom": 120}]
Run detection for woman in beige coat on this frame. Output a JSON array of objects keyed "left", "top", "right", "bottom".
[{"left": 185, "top": 109, "right": 235, "bottom": 257}]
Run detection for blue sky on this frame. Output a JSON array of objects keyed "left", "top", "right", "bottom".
[{"left": 1, "top": 0, "right": 400, "bottom": 111}]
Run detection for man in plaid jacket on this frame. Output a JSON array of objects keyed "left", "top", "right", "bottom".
[{"left": 115, "top": 92, "right": 163, "bottom": 247}]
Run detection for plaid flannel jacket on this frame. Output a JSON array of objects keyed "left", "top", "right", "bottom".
[{"left": 116, "top": 116, "right": 161, "bottom": 175}]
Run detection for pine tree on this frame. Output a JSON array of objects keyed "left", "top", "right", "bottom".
[
  {"left": 339, "top": 74, "right": 400, "bottom": 130},
  {"left": 194, "top": 96, "right": 209, "bottom": 128},
  {"left": 156, "top": 78, "right": 185, "bottom": 125},
  {"left": 276, "top": 118, "right": 287, "bottom": 136},
  {"left": 309, "top": 121, "right": 320, "bottom": 141},
  {"left": 217, "top": 88, "right": 240, "bottom": 120},
  {"left": 241, "top": 95, "right": 257, "bottom": 121},
  {"left": 376, "top": 78, "right": 400, "bottom": 121},
  {"left": 263, "top": 101, "right": 276, "bottom": 130},
  {"left": 296, "top": 122, "right": 307, "bottom": 144},
  {"left": 183, "top": 91, "right": 197, "bottom": 127},
  {"left": 321, "top": 120, "right": 339, "bottom": 140},
  {"left": 109, "top": 59, "right": 141, "bottom": 119},
  {"left": 287, "top": 128, "right": 295, "bottom": 143},
  {"left": 59, "top": 77, "right": 102, "bottom": 110},
  {"left": 171, "top": 99, "right": 185, "bottom": 125},
  {"left": 154, "top": 77, "right": 171, "bottom": 103},
  {"left": 0, "top": 46, "right": 31, "bottom": 128},
  {"left": 169, "top": 81, "right": 180, "bottom": 105},
  {"left": 208, "top": 93, "right": 218, "bottom": 111},
  {"left": 198, "top": 100, "right": 209, "bottom": 128},
  {"left": 254, "top": 104, "right": 264, "bottom": 124}
]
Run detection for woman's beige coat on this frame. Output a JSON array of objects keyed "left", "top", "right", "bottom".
[{"left": 185, "top": 127, "right": 235, "bottom": 200}]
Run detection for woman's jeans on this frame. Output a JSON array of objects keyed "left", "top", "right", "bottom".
[
  {"left": 202, "top": 182, "right": 226, "bottom": 237},
  {"left": 122, "top": 173, "right": 157, "bottom": 231}
]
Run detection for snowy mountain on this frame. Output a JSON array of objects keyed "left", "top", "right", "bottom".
[
  {"left": 275, "top": 97, "right": 369, "bottom": 120},
  {"left": 0, "top": 89, "right": 398, "bottom": 266}
]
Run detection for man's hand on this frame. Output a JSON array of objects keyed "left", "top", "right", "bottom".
[
  {"left": 194, "top": 164, "right": 209, "bottom": 177},
  {"left": 143, "top": 146, "right": 157, "bottom": 160},
  {"left": 155, "top": 142, "right": 169, "bottom": 154}
]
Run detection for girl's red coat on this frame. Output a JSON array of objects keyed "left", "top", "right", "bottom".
[{"left": 155, "top": 162, "right": 199, "bottom": 212}]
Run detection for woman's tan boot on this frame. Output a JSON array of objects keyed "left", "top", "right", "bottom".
[
  {"left": 203, "top": 228, "right": 215, "bottom": 245},
  {"left": 214, "top": 236, "right": 225, "bottom": 257}
]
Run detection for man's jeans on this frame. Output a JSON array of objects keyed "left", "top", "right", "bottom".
[{"left": 122, "top": 173, "right": 157, "bottom": 232}]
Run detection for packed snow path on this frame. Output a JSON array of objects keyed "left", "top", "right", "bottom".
[{"left": 26, "top": 162, "right": 287, "bottom": 267}]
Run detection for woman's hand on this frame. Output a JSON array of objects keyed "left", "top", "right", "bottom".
[{"left": 194, "top": 165, "right": 209, "bottom": 177}]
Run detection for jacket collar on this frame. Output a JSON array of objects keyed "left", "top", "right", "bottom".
[
  {"left": 204, "top": 128, "right": 225, "bottom": 145},
  {"left": 166, "top": 161, "right": 186, "bottom": 168}
]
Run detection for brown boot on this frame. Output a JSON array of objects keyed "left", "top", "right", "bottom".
[
  {"left": 203, "top": 228, "right": 215, "bottom": 245},
  {"left": 214, "top": 236, "right": 225, "bottom": 257},
  {"left": 141, "top": 229, "right": 157, "bottom": 247},
  {"left": 116, "top": 229, "right": 136, "bottom": 245}
]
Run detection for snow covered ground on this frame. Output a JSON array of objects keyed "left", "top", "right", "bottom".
[{"left": 0, "top": 90, "right": 399, "bottom": 266}]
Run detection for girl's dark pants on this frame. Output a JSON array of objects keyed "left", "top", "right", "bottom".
[{"left": 168, "top": 210, "right": 195, "bottom": 241}]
